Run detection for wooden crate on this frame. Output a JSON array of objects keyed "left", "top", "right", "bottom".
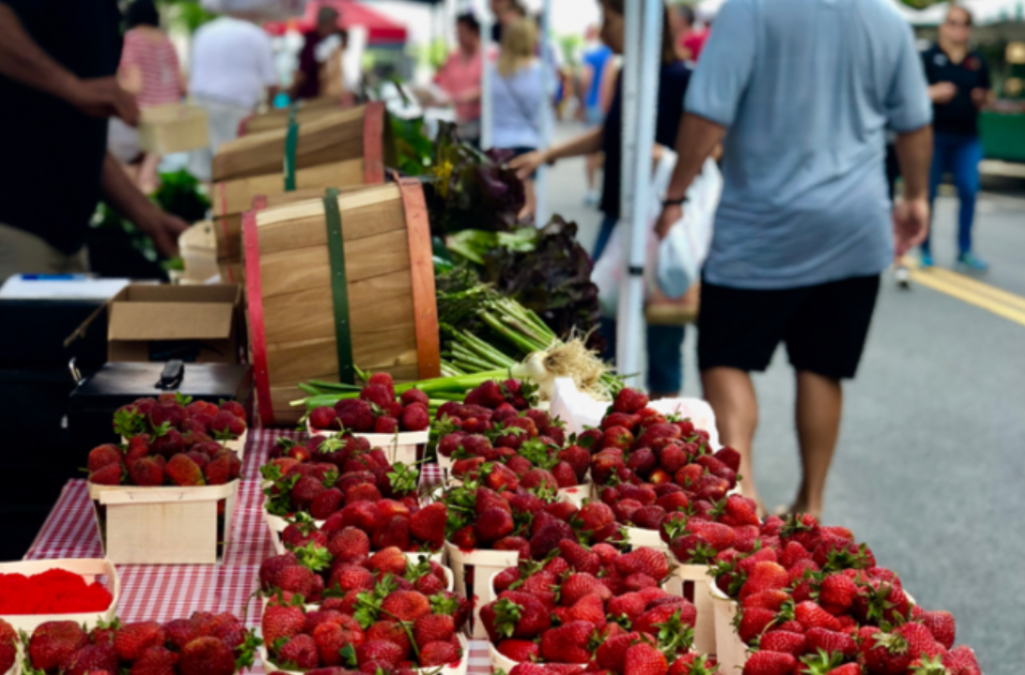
[
  {"left": 0, "top": 558, "right": 119, "bottom": 633},
  {"left": 243, "top": 181, "right": 440, "bottom": 425},
  {"left": 212, "top": 102, "right": 387, "bottom": 183},
  {"left": 87, "top": 480, "right": 239, "bottom": 564},
  {"left": 138, "top": 103, "right": 209, "bottom": 154},
  {"left": 238, "top": 96, "right": 352, "bottom": 136}
]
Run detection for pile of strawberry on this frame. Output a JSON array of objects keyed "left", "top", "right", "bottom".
[
  {"left": 258, "top": 544, "right": 460, "bottom": 609},
  {"left": 20, "top": 613, "right": 258, "bottom": 675},
  {"left": 677, "top": 513, "right": 983, "bottom": 675},
  {"left": 480, "top": 543, "right": 716, "bottom": 675},
  {"left": 262, "top": 573, "right": 468, "bottom": 672},
  {"left": 432, "top": 380, "right": 537, "bottom": 437},
  {"left": 439, "top": 411, "right": 595, "bottom": 492},
  {"left": 262, "top": 439, "right": 429, "bottom": 547},
  {"left": 88, "top": 393, "right": 244, "bottom": 487},
  {"left": 308, "top": 374, "right": 430, "bottom": 434},
  {"left": 440, "top": 469, "right": 616, "bottom": 557}
]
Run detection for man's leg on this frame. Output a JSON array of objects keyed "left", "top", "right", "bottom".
[
  {"left": 922, "top": 134, "right": 951, "bottom": 258},
  {"left": 701, "top": 366, "right": 762, "bottom": 513},
  {"left": 952, "top": 136, "right": 983, "bottom": 258},
  {"left": 793, "top": 370, "right": 843, "bottom": 518},
  {"left": 646, "top": 323, "right": 684, "bottom": 399}
]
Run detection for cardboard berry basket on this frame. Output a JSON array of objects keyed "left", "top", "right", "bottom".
[
  {"left": 0, "top": 558, "right": 119, "bottom": 633},
  {"left": 259, "top": 634, "right": 469, "bottom": 675},
  {"left": 444, "top": 544, "right": 520, "bottom": 639},
  {"left": 708, "top": 581, "right": 747, "bottom": 673},
  {"left": 87, "top": 480, "right": 239, "bottom": 564},
  {"left": 306, "top": 420, "right": 429, "bottom": 466}
]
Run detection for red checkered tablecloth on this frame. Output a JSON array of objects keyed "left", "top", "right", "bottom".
[{"left": 24, "top": 429, "right": 488, "bottom": 674}]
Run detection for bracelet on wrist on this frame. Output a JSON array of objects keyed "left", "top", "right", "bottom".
[{"left": 662, "top": 196, "right": 688, "bottom": 207}]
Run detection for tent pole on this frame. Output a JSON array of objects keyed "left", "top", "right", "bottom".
[
  {"left": 480, "top": 0, "right": 493, "bottom": 149},
  {"left": 616, "top": 0, "right": 662, "bottom": 388},
  {"left": 534, "top": 0, "right": 553, "bottom": 227}
]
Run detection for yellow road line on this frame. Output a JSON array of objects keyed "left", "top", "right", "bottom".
[
  {"left": 925, "top": 267, "right": 1025, "bottom": 313},
  {"left": 907, "top": 268, "right": 1025, "bottom": 328}
]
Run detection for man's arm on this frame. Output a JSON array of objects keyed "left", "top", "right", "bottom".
[
  {"left": 892, "top": 125, "right": 932, "bottom": 257},
  {"left": 0, "top": 3, "right": 138, "bottom": 123},
  {"left": 100, "top": 153, "right": 189, "bottom": 257}
]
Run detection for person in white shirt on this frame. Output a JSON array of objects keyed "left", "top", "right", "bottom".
[{"left": 188, "top": 16, "right": 279, "bottom": 181}]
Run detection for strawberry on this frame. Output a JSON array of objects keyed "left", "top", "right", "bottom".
[
  {"left": 88, "top": 444, "right": 123, "bottom": 472},
  {"left": 381, "top": 590, "right": 431, "bottom": 621},
  {"left": 128, "top": 646, "right": 177, "bottom": 675},
  {"left": 0, "top": 620, "right": 14, "bottom": 675},
  {"left": 819, "top": 572, "right": 859, "bottom": 614},
  {"left": 614, "top": 548, "right": 669, "bottom": 580},
  {"left": 165, "top": 454, "right": 204, "bottom": 486},
  {"left": 335, "top": 399, "right": 375, "bottom": 432},
  {"left": 561, "top": 573, "right": 608, "bottom": 606},
  {"left": 758, "top": 631, "right": 806, "bottom": 657},
  {"left": 128, "top": 457, "right": 164, "bottom": 486},
  {"left": 476, "top": 507, "right": 515, "bottom": 544},
  {"left": 262, "top": 602, "right": 306, "bottom": 646},
  {"left": 634, "top": 604, "right": 697, "bottom": 636},
  {"left": 613, "top": 388, "right": 648, "bottom": 414},
  {"left": 558, "top": 539, "right": 601, "bottom": 574},
  {"left": 400, "top": 388, "right": 429, "bottom": 407},
  {"left": 356, "top": 640, "right": 405, "bottom": 668},
  {"left": 895, "top": 623, "right": 944, "bottom": 661},
  {"left": 530, "top": 521, "right": 576, "bottom": 560},
  {"left": 410, "top": 503, "right": 447, "bottom": 548},
  {"left": 414, "top": 614, "right": 455, "bottom": 647},
  {"left": 61, "top": 644, "right": 119, "bottom": 675},
  {"left": 487, "top": 593, "right": 551, "bottom": 640},
  {"left": 741, "top": 590, "right": 790, "bottom": 613},
  {"left": 328, "top": 527, "right": 371, "bottom": 560},
  {"left": 274, "top": 634, "right": 319, "bottom": 670},
  {"left": 919, "top": 610, "right": 955, "bottom": 649},
  {"left": 741, "top": 651, "right": 796, "bottom": 675},
  {"left": 624, "top": 641, "right": 668, "bottom": 675},
  {"left": 862, "top": 632, "right": 911, "bottom": 675},
  {"left": 606, "top": 593, "right": 648, "bottom": 625},
  {"left": 420, "top": 640, "right": 461, "bottom": 667},
  {"left": 365, "top": 621, "right": 411, "bottom": 658},
  {"left": 89, "top": 462, "right": 124, "bottom": 486},
  {"left": 30, "top": 622, "right": 90, "bottom": 672},
  {"left": 309, "top": 407, "right": 339, "bottom": 430},
  {"left": 942, "top": 645, "right": 980, "bottom": 674},
  {"left": 687, "top": 520, "right": 735, "bottom": 552},
  {"left": 794, "top": 601, "right": 843, "bottom": 632},
  {"left": 497, "top": 639, "right": 540, "bottom": 663},
  {"left": 313, "top": 618, "right": 364, "bottom": 665},
  {"left": 738, "top": 608, "right": 777, "bottom": 643},
  {"left": 568, "top": 594, "right": 606, "bottom": 627},
  {"left": 372, "top": 516, "right": 411, "bottom": 551},
  {"left": 805, "top": 627, "right": 858, "bottom": 659},
  {"left": 401, "top": 404, "right": 430, "bottom": 432},
  {"left": 540, "top": 621, "right": 594, "bottom": 663},
  {"left": 114, "top": 622, "right": 167, "bottom": 663},
  {"left": 739, "top": 561, "right": 790, "bottom": 601}
]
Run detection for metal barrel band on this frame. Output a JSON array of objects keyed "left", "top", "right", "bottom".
[{"left": 323, "top": 188, "right": 355, "bottom": 384}]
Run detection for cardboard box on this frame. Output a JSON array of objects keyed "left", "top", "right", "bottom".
[{"left": 71, "top": 284, "right": 244, "bottom": 364}]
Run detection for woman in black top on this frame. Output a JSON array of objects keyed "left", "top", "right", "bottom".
[
  {"left": 921, "top": 6, "right": 991, "bottom": 271},
  {"left": 510, "top": 0, "right": 692, "bottom": 398}
]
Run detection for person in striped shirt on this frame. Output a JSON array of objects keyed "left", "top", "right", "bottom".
[{"left": 109, "top": 0, "right": 186, "bottom": 194}]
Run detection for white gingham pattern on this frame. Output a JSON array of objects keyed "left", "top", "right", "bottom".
[{"left": 24, "top": 430, "right": 476, "bottom": 674}]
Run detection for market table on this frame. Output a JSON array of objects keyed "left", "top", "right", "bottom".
[{"left": 24, "top": 429, "right": 492, "bottom": 675}]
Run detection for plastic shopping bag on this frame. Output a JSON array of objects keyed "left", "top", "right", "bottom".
[{"left": 656, "top": 156, "right": 722, "bottom": 298}]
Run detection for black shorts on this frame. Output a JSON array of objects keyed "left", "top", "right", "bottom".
[{"left": 697, "top": 275, "right": 881, "bottom": 380}]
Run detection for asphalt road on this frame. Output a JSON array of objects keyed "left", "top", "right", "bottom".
[{"left": 541, "top": 121, "right": 1025, "bottom": 675}]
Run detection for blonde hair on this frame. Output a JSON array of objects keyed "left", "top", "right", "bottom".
[{"left": 497, "top": 18, "right": 538, "bottom": 78}]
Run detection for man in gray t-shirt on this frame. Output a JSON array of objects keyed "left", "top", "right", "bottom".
[{"left": 653, "top": 0, "right": 933, "bottom": 518}]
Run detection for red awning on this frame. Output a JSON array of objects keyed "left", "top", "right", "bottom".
[{"left": 264, "top": 0, "right": 408, "bottom": 44}]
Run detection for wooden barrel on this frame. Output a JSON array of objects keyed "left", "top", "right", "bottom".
[
  {"left": 212, "top": 102, "right": 387, "bottom": 279},
  {"left": 243, "top": 181, "right": 440, "bottom": 426},
  {"left": 213, "top": 102, "right": 387, "bottom": 182},
  {"left": 237, "top": 95, "right": 356, "bottom": 136}
]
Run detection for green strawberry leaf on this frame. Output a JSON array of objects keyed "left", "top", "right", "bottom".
[
  {"left": 493, "top": 598, "right": 524, "bottom": 639},
  {"left": 113, "top": 408, "right": 145, "bottom": 438},
  {"left": 340, "top": 644, "right": 358, "bottom": 668},
  {"left": 388, "top": 462, "right": 420, "bottom": 496},
  {"left": 175, "top": 392, "right": 193, "bottom": 406}
]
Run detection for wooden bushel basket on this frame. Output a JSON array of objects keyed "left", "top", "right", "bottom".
[
  {"left": 243, "top": 181, "right": 441, "bottom": 426},
  {"left": 138, "top": 103, "right": 209, "bottom": 154},
  {"left": 238, "top": 95, "right": 353, "bottom": 136},
  {"left": 87, "top": 480, "right": 239, "bottom": 565},
  {"left": 212, "top": 103, "right": 386, "bottom": 183}
]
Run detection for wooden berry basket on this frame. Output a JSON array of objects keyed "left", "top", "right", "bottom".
[
  {"left": 243, "top": 181, "right": 441, "bottom": 426},
  {"left": 306, "top": 420, "right": 430, "bottom": 466},
  {"left": 709, "top": 581, "right": 747, "bottom": 673},
  {"left": 259, "top": 634, "right": 468, "bottom": 675},
  {"left": 676, "top": 564, "right": 716, "bottom": 656},
  {"left": 237, "top": 95, "right": 354, "bottom": 137},
  {"left": 87, "top": 480, "right": 239, "bottom": 564},
  {"left": 444, "top": 544, "right": 520, "bottom": 639},
  {"left": 0, "top": 558, "right": 119, "bottom": 632}
]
